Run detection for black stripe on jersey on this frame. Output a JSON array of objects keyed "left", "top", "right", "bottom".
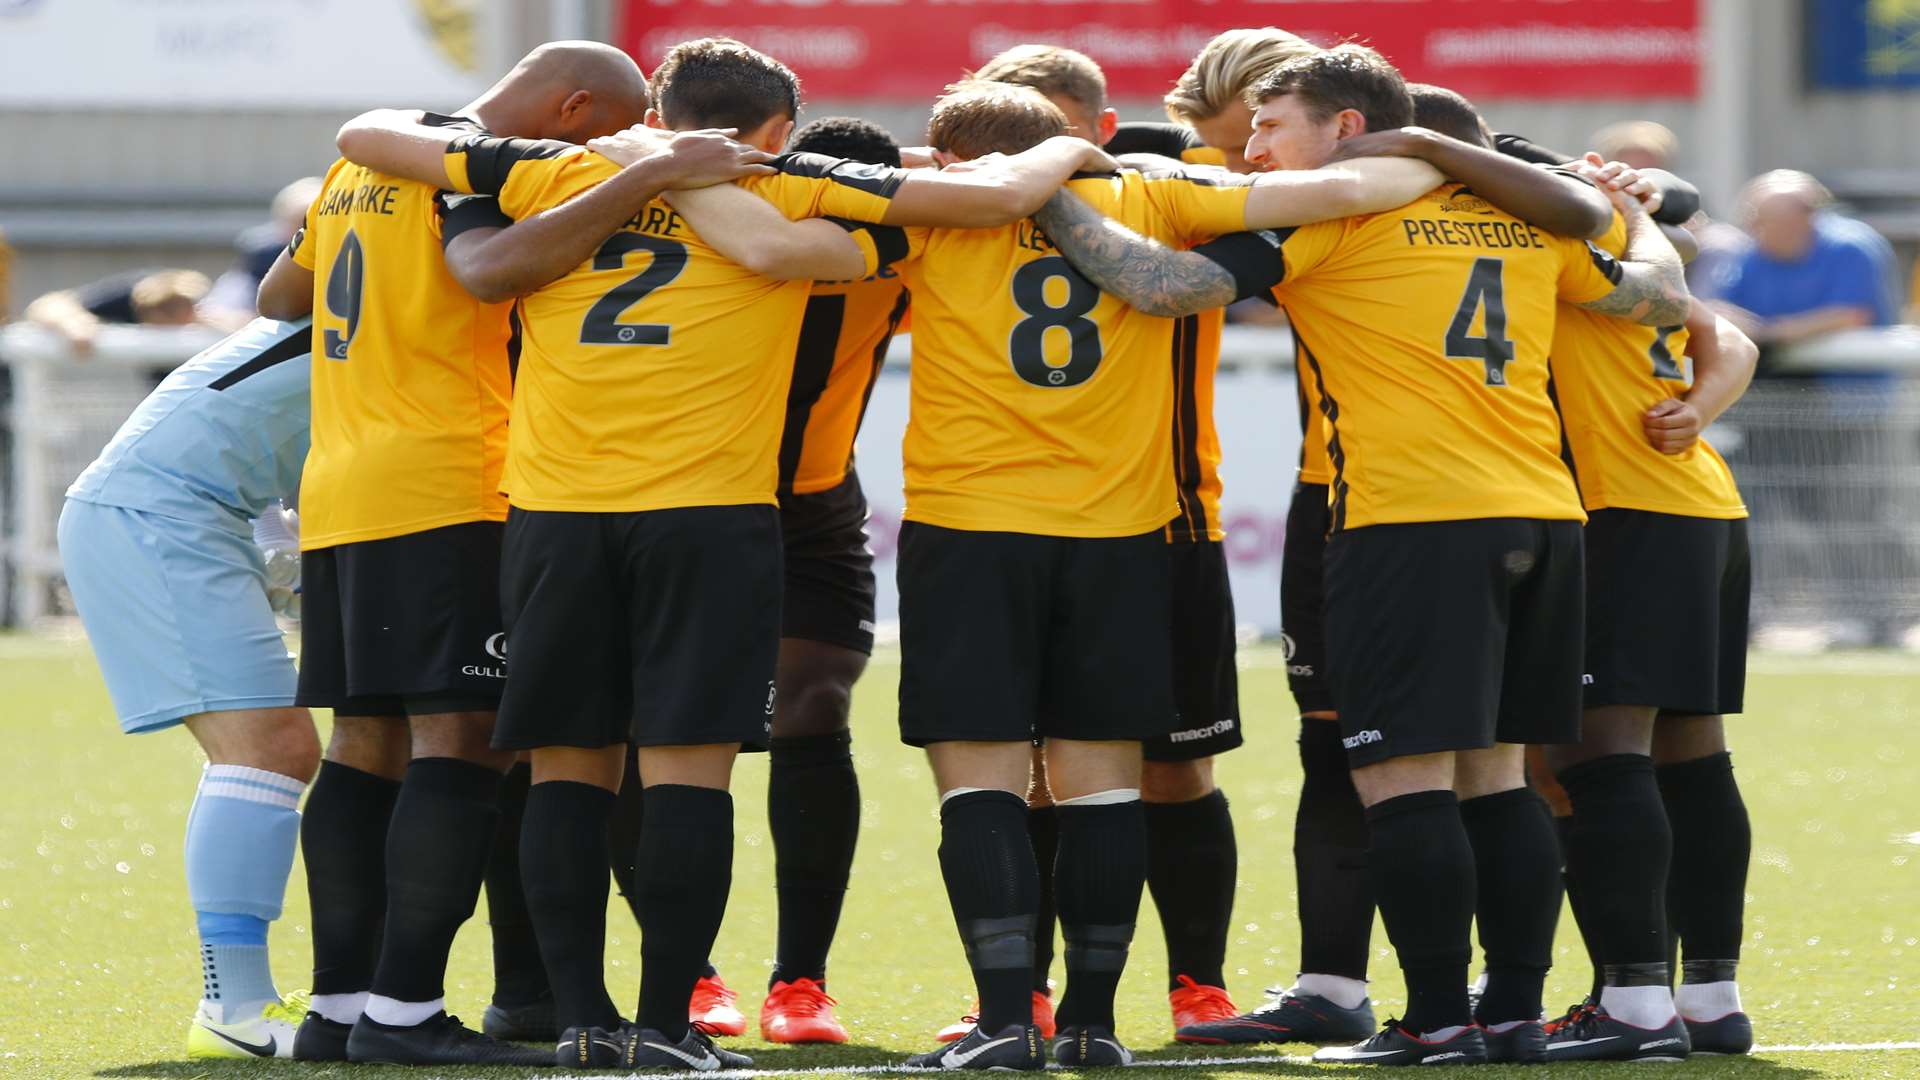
[
  {"left": 1191, "top": 229, "right": 1289, "bottom": 303},
  {"left": 851, "top": 288, "right": 911, "bottom": 448},
  {"left": 825, "top": 217, "right": 910, "bottom": 272},
  {"left": 452, "top": 134, "right": 577, "bottom": 196},
  {"left": 1293, "top": 359, "right": 1312, "bottom": 472},
  {"left": 775, "top": 152, "right": 907, "bottom": 199},
  {"left": 506, "top": 305, "right": 523, "bottom": 386},
  {"left": 209, "top": 326, "right": 313, "bottom": 391},
  {"left": 777, "top": 293, "right": 849, "bottom": 495},
  {"left": 1169, "top": 313, "right": 1208, "bottom": 539},
  {"left": 1106, "top": 122, "right": 1207, "bottom": 159},
  {"left": 1292, "top": 329, "right": 1349, "bottom": 533},
  {"left": 1545, "top": 372, "right": 1583, "bottom": 500},
  {"left": 437, "top": 191, "right": 514, "bottom": 244},
  {"left": 1586, "top": 242, "right": 1625, "bottom": 284}
]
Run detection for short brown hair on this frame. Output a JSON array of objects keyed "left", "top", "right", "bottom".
[
  {"left": 1164, "top": 28, "right": 1317, "bottom": 124},
  {"left": 130, "top": 270, "right": 209, "bottom": 320},
  {"left": 1407, "top": 83, "right": 1492, "bottom": 150},
  {"left": 971, "top": 44, "right": 1107, "bottom": 116},
  {"left": 1244, "top": 43, "right": 1413, "bottom": 134},
  {"left": 651, "top": 37, "right": 800, "bottom": 133},
  {"left": 926, "top": 80, "right": 1068, "bottom": 160}
]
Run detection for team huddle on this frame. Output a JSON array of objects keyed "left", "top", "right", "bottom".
[{"left": 59, "top": 24, "right": 1759, "bottom": 1072}]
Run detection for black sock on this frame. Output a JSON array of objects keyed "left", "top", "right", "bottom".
[
  {"left": 1658, "top": 752, "right": 1750, "bottom": 966},
  {"left": 1028, "top": 805, "right": 1060, "bottom": 994},
  {"left": 1144, "top": 790, "right": 1235, "bottom": 990},
  {"left": 634, "top": 785, "right": 733, "bottom": 1041},
  {"left": 608, "top": 746, "right": 644, "bottom": 917},
  {"left": 768, "top": 731, "right": 860, "bottom": 986},
  {"left": 369, "top": 758, "right": 503, "bottom": 1005},
  {"left": 1554, "top": 814, "right": 1605, "bottom": 1000},
  {"left": 942, "top": 790, "right": 1040, "bottom": 1033},
  {"left": 302, "top": 761, "right": 399, "bottom": 995},
  {"left": 1460, "top": 788, "right": 1562, "bottom": 1026},
  {"left": 1366, "top": 791, "right": 1474, "bottom": 1035},
  {"left": 1295, "top": 719, "right": 1374, "bottom": 980},
  {"left": 1055, "top": 799, "right": 1147, "bottom": 1029},
  {"left": 521, "top": 780, "right": 621, "bottom": 1031},
  {"left": 1559, "top": 755, "right": 1672, "bottom": 994},
  {"left": 485, "top": 762, "right": 549, "bottom": 1007}
]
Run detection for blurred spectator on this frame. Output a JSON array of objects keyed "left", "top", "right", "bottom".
[
  {"left": 1708, "top": 170, "right": 1900, "bottom": 351},
  {"left": 1590, "top": 119, "right": 1677, "bottom": 171},
  {"left": 202, "top": 176, "right": 323, "bottom": 324},
  {"left": 24, "top": 268, "right": 214, "bottom": 356}
]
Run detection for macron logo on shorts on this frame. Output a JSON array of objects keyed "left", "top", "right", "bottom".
[
  {"left": 1343, "top": 729, "right": 1384, "bottom": 750},
  {"left": 1168, "top": 718, "right": 1237, "bottom": 743}
]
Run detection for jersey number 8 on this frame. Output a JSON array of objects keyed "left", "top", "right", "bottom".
[
  {"left": 1008, "top": 256, "right": 1104, "bottom": 388},
  {"left": 580, "top": 234, "right": 689, "bottom": 346}
]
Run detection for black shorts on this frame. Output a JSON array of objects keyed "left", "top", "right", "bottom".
[
  {"left": 1149, "top": 540, "right": 1243, "bottom": 762},
  {"left": 493, "top": 505, "right": 780, "bottom": 752},
  {"left": 1281, "top": 482, "right": 1334, "bottom": 713},
  {"left": 1324, "top": 518, "right": 1585, "bottom": 768},
  {"left": 1584, "top": 509, "right": 1750, "bottom": 715},
  {"left": 296, "top": 521, "right": 506, "bottom": 716},
  {"left": 897, "top": 522, "right": 1175, "bottom": 747},
  {"left": 779, "top": 471, "right": 877, "bottom": 655}
]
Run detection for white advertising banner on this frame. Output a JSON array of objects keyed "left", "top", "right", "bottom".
[
  {"left": 858, "top": 354, "right": 1305, "bottom": 636},
  {"left": 0, "top": 0, "right": 487, "bottom": 108}
]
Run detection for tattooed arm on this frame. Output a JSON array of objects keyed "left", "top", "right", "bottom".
[
  {"left": 1031, "top": 188, "right": 1275, "bottom": 318},
  {"left": 1577, "top": 193, "right": 1692, "bottom": 326}
]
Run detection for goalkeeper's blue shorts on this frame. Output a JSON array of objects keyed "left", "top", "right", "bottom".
[{"left": 58, "top": 499, "right": 296, "bottom": 733}]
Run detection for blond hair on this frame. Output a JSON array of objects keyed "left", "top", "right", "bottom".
[
  {"left": 130, "top": 270, "right": 210, "bottom": 318},
  {"left": 971, "top": 44, "right": 1108, "bottom": 116},
  {"left": 927, "top": 79, "right": 1068, "bottom": 160},
  {"left": 1164, "top": 27, "right": 1318, "bottom": 123}
]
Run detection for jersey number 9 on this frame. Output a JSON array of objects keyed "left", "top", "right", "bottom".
[
  {"left": 1008, "top": 257, "right": 1104, "bottom": 388},
  {"left": 580, "top": 234, "right": 689, "bottom": 346},
  {"left": 322, "top": 230, "right": 364, "bottom": 361}
]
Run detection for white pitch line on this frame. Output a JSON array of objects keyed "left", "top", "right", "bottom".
[{"left": 531, "top": 1039, "right": 1920, "bottom": 1080}]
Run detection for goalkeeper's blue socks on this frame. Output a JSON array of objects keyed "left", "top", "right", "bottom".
[{"left": 185, "top": 764, "right": 305, "bottom": 1020}]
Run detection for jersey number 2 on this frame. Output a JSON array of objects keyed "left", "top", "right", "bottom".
[
  {"left": 322, "top": 230, "right": 364, "bottom": 360},
  {"left": 1444, "top": 256, "right": 1514, "bottom": 386},
  {"left": 580, "top": 234, "right": 688, "bottom": 346},
  {"left": 1008, "top": 257, "right": 1103, "bottom": 387}
]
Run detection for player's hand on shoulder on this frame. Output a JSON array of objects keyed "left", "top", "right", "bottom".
[
  {"left": 586, "top": 124, "right": 676, "bottom": 166},
  {"left": 1642, "top": 397, "right": 1702, "bottom": 454},
  {"left": 1325, "top": 126, "right": 1438, "bottom": 163},
  {"left": 664, "top": 129, "right": 778, "bottom": 189},
  {"left": 1577, "top": 152, "right": 1663, "bottom": 216}
]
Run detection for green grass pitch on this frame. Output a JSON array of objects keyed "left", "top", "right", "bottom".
[{"left": 2, "top": 633, "right": 1917, "bottom": 1078}]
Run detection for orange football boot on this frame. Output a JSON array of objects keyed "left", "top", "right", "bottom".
[
  {"left": 759, "top": 978, "right": 849, "bottom": 1044},
  {"left": 689, "top": 972, "right": 747, "bottom": 1037}
]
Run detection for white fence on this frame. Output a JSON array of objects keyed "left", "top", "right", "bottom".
[{"left": 6, "top": 323, "right": 1920, "bottom": 644}]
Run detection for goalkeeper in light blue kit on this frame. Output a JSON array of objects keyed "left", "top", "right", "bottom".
[{"left": 58, "top": 317, "right": 314, "bottom": 1059}]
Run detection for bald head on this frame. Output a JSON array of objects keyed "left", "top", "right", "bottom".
[{"left": 470, "top": 40, "right": 650, "bottom": 143}]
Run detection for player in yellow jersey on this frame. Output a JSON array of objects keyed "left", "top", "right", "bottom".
[
  {"left": 855, "top": 75, "right": 1498, "bottom": 1070},
  {"left": 328, "top": 37, "right": 1121, "bottom": 1070},
  {"left": 1390, "top": 87, "right": 1763, "bottom": 1060},
  {"left": 1026, "top": 45, "right": 1691, "bottom": 1066},
  {"left": 251, "top": 40, "right": 713, "bottom": 1068}
]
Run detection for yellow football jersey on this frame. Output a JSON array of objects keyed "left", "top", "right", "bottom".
[
  {"left": 895, "top": 169, "right": 1251, "bottom": 538},
  {"left": 440, "top": 140, "right": 901, "bottom": 512},
  {"left": 1169, "top": 309, "right": 1226, "bottom": 541},
  {"left": 782, "top": 270, "right": 910, "bottom": 497},
  {"left": 293, "top": 122, "right": 515, "bottom": 550},
  {"left": 1293, "top": 352, "right": 1337, "bottom": 486},
  {"left": 1551, "top": 212, "right": 1746, "bottom": 519},
  {"left": 1273, "top": 182, "right": 1621, "bottom": 531}
]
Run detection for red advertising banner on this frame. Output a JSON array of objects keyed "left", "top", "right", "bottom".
[{"left": 617, "top": 0, "right": 1700, "bottom": 103}]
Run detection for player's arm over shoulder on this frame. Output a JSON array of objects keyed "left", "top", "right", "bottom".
[
  {"left": 670, "top": 176, "right": 889, "bottom": 281},
  {"left": 1564, "top": 195, "right": 1691, "bottom": 326}
]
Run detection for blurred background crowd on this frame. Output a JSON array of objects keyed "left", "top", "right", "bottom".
[{"left": 2, "top": 0, "right": 1918, "bottom": 649}]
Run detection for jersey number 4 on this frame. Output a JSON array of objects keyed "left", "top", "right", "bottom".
[
  {"left": 1008, "top": 256, "right": 1104, "bottom": 388},
  {"left": 580, "top": 234, "right": 688, "bottom": 346},
  {"left": 322, "top": 229, "right": 364, "bottom": 360},
  {"left": 1444, "top": 256, "right": 1514, "bottom": 386}
]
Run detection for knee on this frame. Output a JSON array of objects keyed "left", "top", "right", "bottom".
[
  {"left": 772, "top": 672, "right": 854, "bottom": 739},
  {"left": 1653, "top": 713, "right": 1727, "bottom": 764},
  {"left": 256, "top": 710, "right": 322, "bottom": 781},
  {"left": 1141, "top": 757, "right": 1214, "bottom": 803},
  {"left": 326, "top": 714, "right": 409, "bottom": 779},
  {"left": 410, "top": 710, "right": 511, "bottom": 769},
  {"left": 193, "top": 707, "right": 321, "bottom": 782}
]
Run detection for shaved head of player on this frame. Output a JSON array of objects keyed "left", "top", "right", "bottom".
[{"left": 468, "top": 39, "right": 651, "bottom": 145}]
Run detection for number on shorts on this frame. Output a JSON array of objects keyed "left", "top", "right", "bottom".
[
  {"left": 579, "top": 234, "right": 688, "bottom": 346},
  {"left": 1008, "top": 256, "right": 1103, "bottom": 387},
  {"left": 322, "top": 229, "right": 364, "bottom": 360},
  {"left": 1443, "top": 256, "right": 1514, "bottom": 386},
  {"left": 1648, "top": 325, "right": 1686, "bottom": 381}
]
